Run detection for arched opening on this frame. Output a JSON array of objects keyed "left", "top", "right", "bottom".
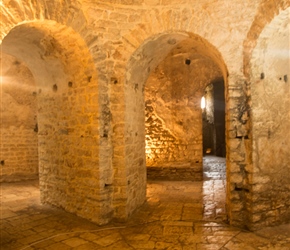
[
  {"left": 0, "top": 21, "right": 108, "bottom": 224},
  {"left": 144, "top": 38, "right": 226, "bottom": 181},
  {"left": 202, "top": 78, "right": 226, "bottom": 158},
  {"left": 0, "top": 54, "right": 38, "bottom": 182},
  {"left": 249, "top": 7, "right": 290, "bottom": 228},
  {"left": 125, "top": 31, "right": 228, "bottom": 219}
]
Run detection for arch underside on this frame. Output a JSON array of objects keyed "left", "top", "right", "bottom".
[
  {"left": 1, "top": 0, "right": 289, "bottom": 230},
  {"left": 249, "top": 7, "right": 290, "bottom": 230},
  {"left": 122, "top": 31, "right": 228, "bottom": 219}
]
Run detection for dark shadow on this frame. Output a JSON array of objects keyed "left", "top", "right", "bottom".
[{"left": 202, "top": 78, "right": 226, "bottom": 157}]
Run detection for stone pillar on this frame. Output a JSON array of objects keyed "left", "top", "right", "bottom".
[{"left": 226, "top": 74, "right": 252, "bottom": 229}]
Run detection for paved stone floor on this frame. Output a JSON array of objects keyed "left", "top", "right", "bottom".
[{"left": 1, "top": 156, "right": 290, "bottom": 249}]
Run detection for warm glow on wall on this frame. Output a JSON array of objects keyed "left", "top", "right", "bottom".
[
  {"left": 0, "top": 76, "right": 12, "bottom": 84},
  {"left": 145, "top": 147, "right": 152, "bottom": 155},
  {"left": 201, "top": 96, "right": 206, "bottom": 109}
]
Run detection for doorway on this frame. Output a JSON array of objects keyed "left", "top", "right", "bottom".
[
  {"left": 202, "top": 78, "right": 226, "bottom": 157},
  {"left": 0, "top": 53, "right": 39, "bottom": 183}
]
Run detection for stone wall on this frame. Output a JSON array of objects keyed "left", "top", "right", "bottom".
[
  {"left": 1, "top": 20, "right": 111, "bottom": 225},
  {"left": 144, "top": 37, "right": 223, "bottom": 180},
  {"left": 0, "top": 54, "right": 38, "bottom": 182},
  {"left": 1, "top": 0, "right": 289, "bottom": 230},
  {"left": 145, "top": 64, "right": 204, "bottom": 167},
  {"left": 145, "top": 100, "right": 183, "bottom": 166},
  {"left": 249, "top": 7, "right": 290, "bottom": 230}
]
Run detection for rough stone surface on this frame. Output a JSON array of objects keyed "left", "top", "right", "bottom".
[
  {"left": 0, "top": 0, "right": 289, "bottom": 230},
  {"left": 249, "top": 7, "right": 290, "bottom": 230},
  {"left": 0, "top": 54, "right": 38, "bottom": 182},
  {"left": 2, "top": 163, "right": 290, "bottom": 250},
  {"left": 144, "top": 42, "right": 222, "bottom": 168}
]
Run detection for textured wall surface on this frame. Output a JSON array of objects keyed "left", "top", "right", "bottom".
[
  {"left": 0, "top": 0, "right": 289, "bottom": 229},
  {"left": 0, "top": 54, "right": 38, "bottom": 182},
  {"left": 249, "top": 8, "right": 290, "bottom": 230},
  {"left": 1, "top": 20, "right": 108, "bottom": 224},
  {"left": 145, "top": 44, "right": 222, "bottom": 167}
]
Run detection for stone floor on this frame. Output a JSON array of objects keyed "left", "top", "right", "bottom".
[{"left": 1, "top": 156, "right": 290, "bottom": 249}]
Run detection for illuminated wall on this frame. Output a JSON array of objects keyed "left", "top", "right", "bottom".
[{"left": 0, "top": 54, "right": 38, "bottom": 182}]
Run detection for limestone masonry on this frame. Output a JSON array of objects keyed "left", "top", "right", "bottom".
[{"left": 0, "top": 0, "right": 289, "bottom": 230}]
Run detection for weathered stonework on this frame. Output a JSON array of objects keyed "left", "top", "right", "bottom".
[
  {"left": 248, "top": 7, "right": 290, "bottom": 230},
  {"left": 143, "top": 40, "right": 223, "bottom": 179},
  {"left": 0, "top": 54, "right": 38, "bottom": 182},
  {"left": 0, "top": 0, "right": 289, "bottom": 230}
]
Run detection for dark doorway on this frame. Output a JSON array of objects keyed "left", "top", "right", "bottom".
[{"left": 202, "top": 78, "right": 225, "bottom": 157}]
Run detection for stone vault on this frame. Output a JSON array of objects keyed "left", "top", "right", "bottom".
[{"left": 0, "top": 0, "right": 289, "bottom": 230}]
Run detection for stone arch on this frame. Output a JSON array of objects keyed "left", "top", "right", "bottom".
[
  {"left": 0, "top": 53, "right": 38, "bottom": 182},
  {"left": 112, "top": 30, "right": 228, "bottom": 220},
  {"left": 0, "top": 19, "right": 111, "bottom": 224},
  {"left": 112, "top": 4, "right": 237, "bottom": 74},
  {"left": 107, "top": 5, "right": 233, "bottom": 221},
  {"left": 248, "top": 7, "right": 290, "bottom": 229},
  {"left": 0, "top": 0, "right": 88, "bottom": 41},
  {"left": 227, "top": 0, "right": 290, "bottom": 230},
  {"left": 243, "top": 0, "right": 290, "bottom": 79}
]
